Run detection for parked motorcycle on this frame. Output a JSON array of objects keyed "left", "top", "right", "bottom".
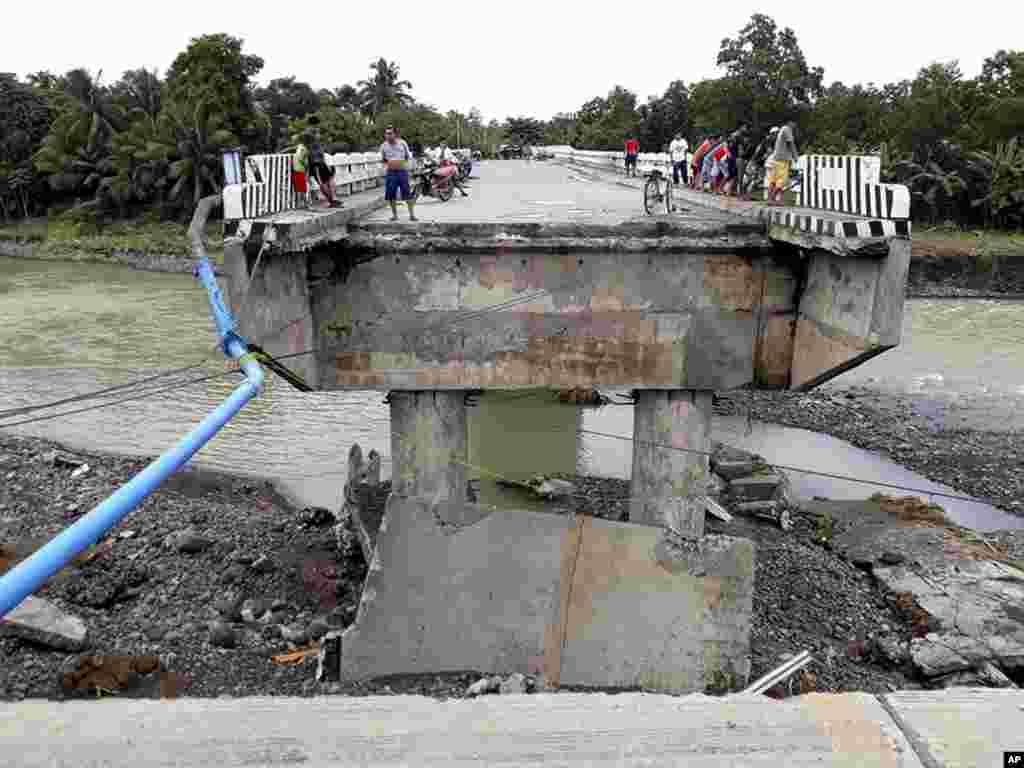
[{"left": 410, "top": 160, "right": 466, "bottom": 202}]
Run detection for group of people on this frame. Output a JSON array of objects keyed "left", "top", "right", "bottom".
[
  {"left": 624, "top": 121, "right": 800, "bottom": 204},
  {"left": 685, "top": 122, "right": 799, "bottom": 204},
  {"left": 291, "top": 115, "right": 343, "bottom": 209},
  {"left": 290, "top": 124, "right": 473, "bottom": 222}
]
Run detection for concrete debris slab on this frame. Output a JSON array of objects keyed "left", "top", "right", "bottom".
[
  {"left": 340, "top": 496, "right": 754, "bottom": 694},
  {"left": 728, "top": 474, "right": 784, "bottom": 502},
  {"left": 0, "top": 692, "right": 927, "bottom": 767},
  {"left": 710, "top": 459, "right": 758, "bottom": 481},
  {"left": 875, "top": 558, "right": 1024, "bottom": 677},
  {"left": 0, "top": 595, "right": 89, "bottom": 651},
  {"left": 884, "top": 688, "right": 1024, "bottom": 768}
]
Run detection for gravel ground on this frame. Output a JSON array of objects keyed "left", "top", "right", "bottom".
[{"left": 2, "top": 428, "right": 929, "bottom": 703}]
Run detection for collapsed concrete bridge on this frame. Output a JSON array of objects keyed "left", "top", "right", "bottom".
[{"left": 219, "top": 150, "right": 911, "bottom": 693}]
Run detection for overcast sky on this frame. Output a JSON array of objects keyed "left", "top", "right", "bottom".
[{"left": 7, "top": 1, "right": 1022, "bottom": 123}]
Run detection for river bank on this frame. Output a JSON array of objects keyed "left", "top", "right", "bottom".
[
  {"left": 1, "top": 223, "right": 1023, "bottom": 295},
  {"left": 3, "top": 399, "right": 1023, "bottom": 702},
  {"left": 713, "top": 385, "right": 1024, "bottom": 519},
  {"left": 0, "top": 431, "right": 919, "bottom": 700}
]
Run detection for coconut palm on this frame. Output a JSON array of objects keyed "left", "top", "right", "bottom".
[
  {"left": 33, "top": 110, "right": 114, "bottom": 196},
  {"left": 355, "top": 58, "right": 413, "bottom": 117},
  {"left": 112, "top": 69, "right": 163, "bottom": 121},
  {"left": 62, "top": 69, "right": 128, "bottom": 148},
  {"left": 157, "top": 97, "right": 238, "bottom": 211},
  {"left": 98, "top": 110, "right": 172, "bottom": 214}
]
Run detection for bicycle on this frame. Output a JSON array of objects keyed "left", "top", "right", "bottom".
[{"left": 643, "top": 167, "right": 673, "bottom": 215}]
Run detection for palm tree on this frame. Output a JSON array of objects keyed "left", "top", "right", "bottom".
[
  {"left": 98, "top": 109, "right": 172, "bottom": 214},
  {"left": 62, "top": 69, "right": 129, "bottom": 147},
  {"left": 33, "top": 110, "right": 114, "bottom": 198},
  {"left": 355, "top": 58, "right": 413, "bottom": 117},
  {"left": 158, "top": 97, "right": 238, "bottom": 212},
  {"left": 113, "top": 68, "right": 163, "bottom": 120}
]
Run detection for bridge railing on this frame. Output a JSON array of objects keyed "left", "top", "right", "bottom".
[
  {"left": 796, "top": 154, "right": 908, "bottom": 219},
  {"left": 537, "top": 146, "right": 910, "bottom": 220},
  {"left": 223, "top": 151, "right": 391, "bottom": 222}
]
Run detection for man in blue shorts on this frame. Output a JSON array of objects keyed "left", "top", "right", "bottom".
[{"left": 380, "top": 126, "right": 417, "bottom": 222}]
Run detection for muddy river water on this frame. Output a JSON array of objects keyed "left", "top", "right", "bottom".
[{"left": 1, "top": 256, "right": 1022, "bottom": 530}]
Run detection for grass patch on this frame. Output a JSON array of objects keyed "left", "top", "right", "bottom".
[{"left": 0, "top": 215, "right": 224, "bottom": 261}]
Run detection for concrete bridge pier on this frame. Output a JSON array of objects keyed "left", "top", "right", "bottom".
[
  {"left": 630, "top": 390, "right": 713, "bottom": 540},
  {"left": 388, "top": 390, "right": 469, "bottom": 504}
]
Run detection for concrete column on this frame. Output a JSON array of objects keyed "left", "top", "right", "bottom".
[
  {"left": 389, "top": 391, "right": 468, "bottom": 504},
  {"left": 630, "top": 389, "right": 713, "bottom": 539}
]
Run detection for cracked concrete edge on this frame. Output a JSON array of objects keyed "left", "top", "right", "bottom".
[
  {"left": 342, "top": 233, "right": 771, "bottom": 254},
  {"left": 875, "top": 694, "right": 944, "bottom": 768}
]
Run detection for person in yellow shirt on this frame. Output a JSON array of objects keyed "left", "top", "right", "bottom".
[{"left": 767, "top": 121, "right": 798, "bottom": 205}]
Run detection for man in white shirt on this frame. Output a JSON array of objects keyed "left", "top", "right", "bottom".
[{"left": 669, "top": 134, "right": 689, "bottom": 185}]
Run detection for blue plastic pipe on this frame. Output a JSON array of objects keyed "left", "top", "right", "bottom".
[{"left": 0, "top": 195, "right": 262, "bottom": 619}]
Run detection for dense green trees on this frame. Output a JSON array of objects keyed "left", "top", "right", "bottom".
[{"left": 2, "top": 18, "right": 1023, "bottom": 228}]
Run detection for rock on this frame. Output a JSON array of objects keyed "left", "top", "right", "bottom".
[
  {"left": 875, "top": 635, "right": 910, "bottom": 665},
  {"left": 301, "top": 507, "right": 337, "bottom": 527},
  {"left": 308, "top": 617, "right": 330, "bottom": 642},
  {"left": 170, "top": 530, "right": 212, "bottom": 554},
  {"left": 499, "top": 672, "right": 527, "bottom": 694},
  {"left": 527, "top": 477, "right": 575, "bottom": 499},
  {"left": 280, "top": 624, "right": 308, "bottom": 646},
  {"left": 261, "top": 624, "right": 282, "bottom": 641},
  {"left": 47, "top": 451, "right": 85, "bottom": 470},
  {"left": 220, "top": 564, "right": 248, "bottom": 585},
  {"left": 728, "top": 474, "right": 783, "bottom": 502},
  {"left": 711, "top": 460, "right": 757, "bottom": 481},
  {"left": 879, "top": 551, "right": 906, "bottom": 566},
  {"left": 144, "top": 624, "right": 166, "bottom": 642},
  {"left": 0, "top": 596, "right": 89, "bottom": 651},
  {"left": 466, "top": 678, "right": 493, "bottom": 697},
  {"left": 734, "top": 500, "right": 778, "bottom": 515},
  {"left": 250, "top": 555, "right": 276, "bottom": 574},
  {"left": 934, "top": 662, "right": 1017, "bottom": 689},
  {"left": 208, "top": 622, "right": 237, "bottom": 649},
  {"left": 240, "top": 599, "right": 271, "bottom": 624},
  {"left": 70, "top": 464, "right": 91, "bottom": 480},
  {"left": 231, "top": 552, "right": 255, "bottom": 566},
  {"left": 215, "top": 595, "right": 244, "bottom": 621}
]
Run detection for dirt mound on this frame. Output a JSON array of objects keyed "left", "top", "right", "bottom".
[{"left": 868, "top": 494, "right": 949, "bottom": 526}]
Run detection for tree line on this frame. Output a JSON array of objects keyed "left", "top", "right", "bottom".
[
  {"left": 2, "top": 17, "right": 1022, "bottom": 228},
  {"left": 0, "top": 34, "right": 503, "bottom": 225}
]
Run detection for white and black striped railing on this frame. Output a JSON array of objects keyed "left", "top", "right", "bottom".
[
  {"left": 222, "top": 152, "right": 388, "bottom": 221},
  {"left": 797, "top": 154, "right": 909, "bottom": 220}
]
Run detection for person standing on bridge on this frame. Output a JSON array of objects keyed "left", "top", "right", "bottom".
[
  {"left": 624, "top": 135, "right": 640, "bottom": 177},
  {"left": 381, "top": 126, "right": 417, "bottom": 222},
  {"left": 302, "top": 121, "right": 342, "bottom": 209},
  {"left": 669, "top": 133, "right": 689, "bottom": 186},
  {"left": 767, "top": 121, "right": 799, "bottom": 205}
]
